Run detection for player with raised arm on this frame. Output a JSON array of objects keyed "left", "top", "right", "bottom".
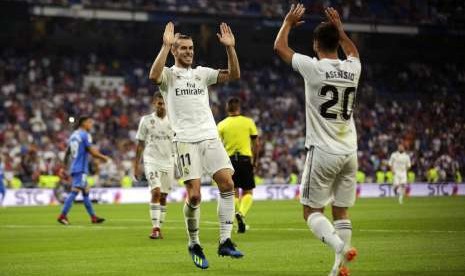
[
  {"left": 57, "top": 116, "right": 110, "bottom": 225},
  {"left": 389, "top": 144, "right": 411, "bottom": 204},
  {"left": 148, "top": 22, "right": 243, "bottom": 269},
  {"left": 275, "top": 4, "right": 361, "bottom": 276},
  {"left": 134, "top": 92, "right": 175, "bottom": 239}
]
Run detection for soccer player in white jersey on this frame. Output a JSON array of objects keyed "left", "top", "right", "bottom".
[
  {"left": 134, "top": 92, "right": 174, "bottom": 239},
  {"left": 389, "top": 144, "right": 411, "bottom": 204},
  {"left": 148, "top": 22, "right": 243, "bottom": 269},
  {"left": 275, "top": 5, "right": 361, "bottom": 276}
]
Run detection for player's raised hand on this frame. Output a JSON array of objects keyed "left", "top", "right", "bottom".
[
  {"left": 325, "top": 7, "right": 344, "bottom": 33},
  {"left": 284, "top": 3, "right": 306, "bottom": 28},
  {"left": 163, "top": 22, "right": 177, "bottom": 46},
  {"left": 217, "top": 23, "right": 235, "bottom": 47}
]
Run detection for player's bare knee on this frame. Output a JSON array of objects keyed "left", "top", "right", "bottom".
[
  {"left": 216, "top": 177, "right": 234, "bottom": 192},
  {"left": 303, "top": 205, "right": 323, "bottom": 221},
  {"left": 332, "top": 206, "right": 348, "bottom": 220},
  {"left": 151, "top": 188, "right": 161, "bottom": 202},
  {"left": 213, "top": 169, "right": 234, "bottom": 192},
  {"left": 218, "top": 180, "right": 234, "bottom": 192},
  {"left": 188, "top": 193, "right": 201, "bottom": 205},
  {"left": 160, "top": 193, "right": 168, "bottom": 205}
]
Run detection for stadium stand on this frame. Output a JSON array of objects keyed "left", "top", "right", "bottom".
[
  {"left": 0, "top": 1, "right": 464, "bottom": 188},
  {"left": 18, "top": 0, "right": 465, "bottom": 25},
  {"left": 1, "top": 52, "right": 463, "bottom": 187}
]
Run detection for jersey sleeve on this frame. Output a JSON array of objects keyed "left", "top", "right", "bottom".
[
  {"left": 249, "top": 118, "right": 258, "bottom": 137},
  {"left": 199, "top": 66, "right": 219, "bottom": 86},
  {"left": 292, "top": 53, "right": 318, "bottom": 79},
  {"left": 158, "top": 67, "right": 171, "bottom": 92},
  {"left": 135, "top": 117, "right": 147, "bottom": 141},
  {"left": 345, "top": 56, "right": 362, "bottom": 77},
  {"left": 82, "top": 132, "right": 92, "bottom": 149}
]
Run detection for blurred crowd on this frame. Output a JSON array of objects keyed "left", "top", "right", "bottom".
[
  {"left": 0, "top": 51, "right": 463, "bottom": 188},
  {"left": 18, "top": 0, "right": 465, "bottom": 25}
]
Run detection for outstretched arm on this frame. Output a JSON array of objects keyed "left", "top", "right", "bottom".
[
  {"left": 325, "top": 7, "right": 359, "bottom": 59},
  {"left": 149, "top": 22, "right": 177, "bottom": 84},
  {"left": 88, "top": 147, "right": 110, "bottom": 163},
  {"left": 274, "top": 4, "right": 306, "bottom": 64},
  {"left": 217, "top": 23, "right": 240, "bottom": 83}
]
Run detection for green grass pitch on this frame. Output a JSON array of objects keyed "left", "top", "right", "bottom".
[{"left": 1, "top": 196, "right": 465, "bottom": 275}]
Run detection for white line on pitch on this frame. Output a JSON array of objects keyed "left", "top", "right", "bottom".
[
  {"left": 111, "top": 219, "right": 218, "bottom": 224},
  {"left": 1, "top": 224, "right": 465, "bottom": 234}
]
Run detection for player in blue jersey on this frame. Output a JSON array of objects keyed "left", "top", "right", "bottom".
[
  {"left": 0, "top": 157, "right": 6, "bottom": 207},
  {"left": 57, "top": 116, "right": 110, "bottom": 225}
]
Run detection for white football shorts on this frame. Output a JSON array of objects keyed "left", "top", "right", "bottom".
[
  {"left": 300, "top": 146, "right": 357, "bottom": 208},
  {"left": 144, "top": 163, "right": 174, "bottom": 194},
  {"left": 393, "top": 172, "right": 408, "bottom": 186},
  {"left": 174, "top": 139, "right": 234, "bottom": 181}
]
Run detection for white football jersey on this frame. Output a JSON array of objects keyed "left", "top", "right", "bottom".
[
  {"left": 135, "top": 113, "right": 174, "bottom": 171},
  {"left": 389, "top": 151, "right": 411, "bottom": 174},
  {"left": 292, "top": 53, "right": 361, "bottom": 154},
  {"left": 159, "top": 65, "right": 219, "bottom": 142}
]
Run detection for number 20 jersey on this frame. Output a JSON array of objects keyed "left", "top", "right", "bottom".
[{"left": 292, "top": 53, "right": 361, "bottom": 155}]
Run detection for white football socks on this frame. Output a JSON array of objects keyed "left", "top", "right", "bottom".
[
  {"left": 150, "top": 203, "right": 161, "bottom": 228},
  {"left": 334, "top": 219, "right": 352, "bottom": 251},
  {"left": 160, "top": 205, "right": 167, "bottom": 228},
  {"left": 399, "top": 185, "right": 405, "bottom": 204},
  {"left": 184, "top": 201, "right": 200, "bottom": 246},
  {"left": 307, "top": 212, "right": 344, "bottom": 253},
  {"left": 218, "top": 191, "right": 235, "bottom": 244}
]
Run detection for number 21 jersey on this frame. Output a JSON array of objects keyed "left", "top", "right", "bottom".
[{"left": 292, "top": 53, "right": 361, "bottom": 155}]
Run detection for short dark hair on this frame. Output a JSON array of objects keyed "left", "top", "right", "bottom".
[
  {"left": 78, "top": 116, "right": 91, "bottom": 127},
  {"left": 313, "top": 22, "right": 339, "bottom": 53},
  {"left": 227, "top": 97, "right": 241, "bottom": 113},
  {"left": 173, "top": 34, "right": 193, "bottom": 48}
]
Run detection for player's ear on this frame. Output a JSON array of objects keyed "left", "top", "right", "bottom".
[{"left": 170, "top": 45, "right": 176, "bottom": 56}]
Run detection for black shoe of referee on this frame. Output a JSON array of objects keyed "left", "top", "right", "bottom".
[{"left": 235, "top": 212, "right": 246, "bottom": 233}]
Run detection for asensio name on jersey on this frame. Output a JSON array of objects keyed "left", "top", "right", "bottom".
[
  {"left": 158, "top": 65, "right": 219, "bottom": 143},
  {"left": 292, "top": 54, "right": 361, "bottom": 154}
]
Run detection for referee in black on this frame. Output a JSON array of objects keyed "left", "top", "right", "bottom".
[{"left": 218, "top": 97, "right": 259, "bottom": 233}]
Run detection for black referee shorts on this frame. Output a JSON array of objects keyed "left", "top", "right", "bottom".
[{"left": 230, "top": 155, "right": 255, "bottom": 190}]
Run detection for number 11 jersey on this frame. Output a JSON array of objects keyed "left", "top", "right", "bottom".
[{"left": 292, "top": 53, "right": 361, "bottom": 155}]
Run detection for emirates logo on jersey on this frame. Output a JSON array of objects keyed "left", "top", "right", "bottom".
[
  {"left": 175, "top": 82, "right": 205, "bottom": 96},
  {"left": 194, "top": 75, "right": 201, "bottom": 81}
]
